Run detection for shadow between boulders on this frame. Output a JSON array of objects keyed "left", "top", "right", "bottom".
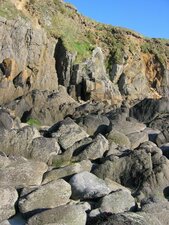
[
  {"left": 163, "top": 186, "right": 169, "bottom": 200},
  {"left": 22, "top": 208, "right": 50, "bottom": 219}
]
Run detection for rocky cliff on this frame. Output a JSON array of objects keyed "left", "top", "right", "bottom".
[
  {"left": 0, "top": 1, "right": 169, "bottom": 225},
  {"left": 0, "top": 0, "right": 169, "bottom": 118}
]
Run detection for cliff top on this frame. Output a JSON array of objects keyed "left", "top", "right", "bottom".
[{"left": 0, "top": 0, "right": 169, "bottom": 67}]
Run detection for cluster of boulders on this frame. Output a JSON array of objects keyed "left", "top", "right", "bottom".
[{"left": 0, "top": 96, "right": 169, "bottom": 225}]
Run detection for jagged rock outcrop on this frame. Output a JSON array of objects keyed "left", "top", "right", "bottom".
[
  {"left": 0, "top": 0, "right": 168, "bottom": 112},
  {"left": 4, "top": 86, "right": 78, "bottom": 126},
  {"left": 0, "top": 16, "right": 58, "bottom": 104},
  {"left": 67, "top": 47, "right": 123, "bottom": 106}
]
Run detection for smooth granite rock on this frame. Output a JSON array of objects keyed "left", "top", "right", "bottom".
[
  {"left": 19, "top": 179, "right": 71, "bottom": 216},
  {"left": 69, "top": 171, "right": 110, "bottom": 200}
]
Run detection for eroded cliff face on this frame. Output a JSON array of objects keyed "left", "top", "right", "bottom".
[
  {"left": 54, "top": 33, "right": 169, "bottom": 106},
  {"left": 0, "top": 0, "right": 168, "bottom": 118},
  {"left": 0, "top": 0, "right": 58, "bottom": 104}
]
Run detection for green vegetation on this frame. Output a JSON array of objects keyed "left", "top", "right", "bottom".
[
  {"left": 52, "top": 155, "right": 70, "bottom": 168},
  {"left": 26, "top": 118, "right": 41, "bottom": 127},
  {"left": 27, "top": 0, "right": 94, "bottom": 63},
  {"left": 110, "top": 37, "right": 125, "bottom": 64},
  {"left": 2, "top": 0, "right": 168, "bottom": 68},
  {"left": 72, "top": 41, "right": 93, "bottom": 62},
  {"left": 0, "top": 0, "right": 24, "bottom": 19},
  {"left": 141, "top": 40, "right": 169, "bottom": 66},
  {"left": 50, "top": 12, "right": 94, "bottom": 62}
]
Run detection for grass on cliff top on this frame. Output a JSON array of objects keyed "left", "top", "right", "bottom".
[
  {"left": 27, "top": 0, "right": 129, "bottom": 64},
  {"left": 50, "top": 0, "right": 169, "bottom": 66},
  {"left": 141, "top": 39, "right": 169, "bottom": 66},
  {"left": 50, "top": 11, "right": 94, "bottom": 63},
  {"left": 26, "top": 0, "right": 94, "bottom": 62},
  {"left": 0, "top": 0, "right": 24, "bottom": 19},
  {"left": 5, "top": 0, "right": 169, "bottom": 67}
]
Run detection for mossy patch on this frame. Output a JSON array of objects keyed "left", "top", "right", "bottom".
[
  {"left": 52, "top": 155, "right": 71, "bottom": 168},
  {"left": 26, "top": 118, "right": 41, "bottom": 127}
]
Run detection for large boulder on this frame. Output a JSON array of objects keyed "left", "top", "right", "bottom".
[
  {"left": 74, "top": 134, "right": 109, "bottom": 161},
  {"left": 0, "top": 109, "right": 15, "bottom": 130},
  {"left": 129, "top": 98, "right": 169, "bottom": 123},
  {"left": 97, "top": 189, "right": 135, "bottom": 214},
  {"left": 140, "top": 198, "right": 169, "bottom": 225},
  {"left": 69, "top": 171, "right": 110, "bottom": 200},
  {"left": 0, "top": 158, "right": 47, "bottom": 188},
  {"left": 94, "top": 212, "right": 160, "bottom": 225},
  {"left": 49, "top": 117, "right": 89, "bottom": 150},
  {"left": 5, "top": 86, "right": 78, "bottom": 126},
  {"left": 29, "top": 137, "right": 60, "bottom": 163},
  {"left": 149, "top": 115, "right": 169, "bottom": 146},
  {"left": 27, "top": 204, "right": 87, "bottom": 225},
  {"left": 76, "top": 114, "right": 110, "bottom": 136},
  {"left": 104, "top": 178, "right": 132, "bottom": 193},
  {"left": 93, "top": 141, "right": 169, "bottom": 201},
  {"left": 0, "top": 187, "right": 18, "bottom": 222},
  {"left": 112, "top": 120, "right": 146, "bottom": 135},
  {"left": 127, "top": 131, "right": 148, "bottom": 149},
  {"left": 19, "top": 179, "right": 71, "bottom": 216},
  {"left": 73, "top": 101, "right": 107, "bottom": 118},
  {"left": 0, "top": 125, "right": 40, "bottom": 158},
  {"left": 107, "top": 130, "right": 131, "bottom": 149}
]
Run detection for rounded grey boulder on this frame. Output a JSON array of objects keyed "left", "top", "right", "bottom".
[{"left": 69, "top": 171, "right": 110, "bottom": 200}]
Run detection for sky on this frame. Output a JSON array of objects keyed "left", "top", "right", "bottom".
[{"left": 65, "top": 0, "right": 169, "bottom": 39}]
